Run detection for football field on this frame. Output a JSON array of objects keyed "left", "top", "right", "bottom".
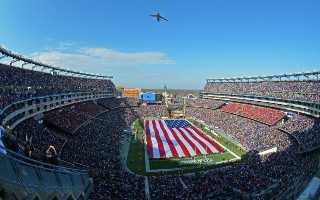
[{"left": 127, "top": 118, "right": 246, "bottom": 175}]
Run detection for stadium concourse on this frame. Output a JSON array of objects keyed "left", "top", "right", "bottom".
[{"left": 1, "top": 61, "right": 320, "bottom": 199}]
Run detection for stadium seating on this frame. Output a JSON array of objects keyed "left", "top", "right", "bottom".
[
  {"left": 1, "top": 60, "right": 320, "bottom": 199},
  {"left": 204, "top": 80, "right": 320, "bottom": 103},
  {"left": 280, "top": 114, "right": 320, "bottom": 152},
  {"left": 186, "top": 107, "right": 291, "bottom": 151},
  {"left": 221, "top": 103, "right": 285, "bottom": 125},
  {"left": 44, "top": 101, "right": 107, "bottom": 135},
  {"left": 0, "top": 63, "right": 115, "bottom": 109},
  {"left": 186, "top": 98, "right": 225, "bottom": 109},
  {"left": 60, "top": 107, "right": 146, "bottom": 199},
  {"left": 2, "top": 95, "right": 319, "bottom": 199}
]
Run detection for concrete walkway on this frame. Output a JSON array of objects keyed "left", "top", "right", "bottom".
[
  {"left": 145, "top": 176, "right": 151, "bottom": 200},
  {"left": 144, "top": 133, "right": 151, "bottom": 173}
]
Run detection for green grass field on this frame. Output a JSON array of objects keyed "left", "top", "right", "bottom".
[
  {"left": 127, "top": 119, "right": 146, "bottom": 175},
  {"left": 187, "top": 118, "right": 247, "bottom": 157},
  {"left": 127, "top": 118, "right": 246, "bottom": 176}
]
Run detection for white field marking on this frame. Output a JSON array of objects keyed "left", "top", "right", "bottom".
[
  {"left": 148, "top": 157, "right": 240, "bottom": 173},
  {"left": 144, "top": 123, "right": 151, "bottom": 173},
  {"left": 186, "top": 119, "right": 241, "bottom": 159}
]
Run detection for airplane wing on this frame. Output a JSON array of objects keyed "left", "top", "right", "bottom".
[
  {"left": 150, "top": 14, "right": 157, "bottom": 17},
  {"left": 159, "top": 16, "right": 168, "bottom": 21}
]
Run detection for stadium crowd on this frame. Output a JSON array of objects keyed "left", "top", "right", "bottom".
[
  {"left": 61, "top": 107, "right": 146, "bottom": 199},
  {"left": 172, "top": 151, "right": 316, "bottom": 199},
  {"left": 44, "top": 98, "right": 317, "bottom": 199},
  {"left": 97, "top": 97, "right": 133, "bottom": 109},
  {"left": 1, "top": 62, "right": 320, "bottom": 199},
  {"left": 0, "top": 64, "right": 114, "bottom": 109},
  {"left": 186, "top": 98, "right": 225, "bottom": 109},
  {"left": 280, "top": 114, "right": 320, "bottom": 152},
  {"left": 205, "top": 80, "right": 320, "bottom": 102},
  {"left": 149, "top": 176, "right": 187, "bottom": 199},
  {"left": 186, "top": 107, "right": 291, "bottom": 151},
  {"left": 221, "top": 103, "right": 285, "bottom": 125},
  {"left": 1, "top": 96, "right": 318, "bottom": 199},
  {"left": 133, "top": 104, "right": 169, "bottom": 118},
  {"left": 8, "top": 118, "right": 66, "bottom": 163},
  {"left": 44, "top": 101, "right": 107, "bottom": 134}
]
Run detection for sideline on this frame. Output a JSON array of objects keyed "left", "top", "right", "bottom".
[
  {"left": 147, "top": 158, "right": 239, "bottom": 173},
  {"left": 144, "top": 128, "right": 151, "bottom": 173},
  {"left": 186, "top": 119, "right": 241, "bottom": 159}
]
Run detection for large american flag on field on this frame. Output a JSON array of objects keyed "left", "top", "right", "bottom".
[{"left": 145, "top": 119, "right": 223, "bottom": 159}]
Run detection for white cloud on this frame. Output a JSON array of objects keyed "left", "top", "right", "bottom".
[
  {"left": 0, "top": 44, "right": 7, "bottom": 49},
  {"left": 30, "top": 47, "right": 174, "bottom": 73}
]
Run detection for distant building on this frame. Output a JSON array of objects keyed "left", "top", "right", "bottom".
[{"left": 122, "top": 88, "right": 141, "bottom": 99}]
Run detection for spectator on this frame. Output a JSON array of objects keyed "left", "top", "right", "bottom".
[
  {"left": 45, "top": 145, "right": 59, "bottom": 165},
  {"left": 1, "top": 130, "right": 19, "bottom": 153},
  {"left": 2, "top": 60, "right": 319, "bottom": 199},
  {"left": 24, "top": 140, "right": 34, "bottom": 158},
  {"left": 0, "top": 63, "right": 115, "bottom": 110},
  {"left": 204, "top": 80, "right": 320, "bottom": 103},
  {"left": 221, "top": 103, "right": 285, "bottom": 125}
]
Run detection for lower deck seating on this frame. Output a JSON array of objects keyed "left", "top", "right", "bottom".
[{"left": 221, "top": 103, "right": 285, "bottom": 125}]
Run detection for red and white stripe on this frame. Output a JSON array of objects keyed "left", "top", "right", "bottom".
[{"left": 145, "top": 119, "right": 223, "bottom": 159}]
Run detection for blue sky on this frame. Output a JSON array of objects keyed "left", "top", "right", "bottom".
[{"left": 0, "top": 0, "right": 319, "bottom": 89}]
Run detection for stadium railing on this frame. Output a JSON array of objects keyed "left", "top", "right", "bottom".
[
  {"left": 0, "top": 91, "right": 115, "bottom": 130},
  {"left": 0, "top": 146, "right": 93, "bottom": 200}
]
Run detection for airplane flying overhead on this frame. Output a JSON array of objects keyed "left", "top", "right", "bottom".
[{"left": 150, "top": 12, "right": 168, "bottom": 22}]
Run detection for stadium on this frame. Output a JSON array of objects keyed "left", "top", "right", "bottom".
[
  {"left": 1, "top": 1, "right": 320, "bottom": 200},
  {"left": 0, "top": 45, "right": 320, "bottom": 200}
]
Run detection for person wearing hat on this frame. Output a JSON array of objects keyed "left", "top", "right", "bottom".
[{"left": 45, "top": 145, "right": 59, "bottom": 165}]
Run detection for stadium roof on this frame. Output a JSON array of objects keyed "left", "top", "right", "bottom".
[
  {"left": 0, "top": 46, "right": 113, "bottom": 79},
  {"left": 207, "top": 71, "right": 320, "bottom": 83}
]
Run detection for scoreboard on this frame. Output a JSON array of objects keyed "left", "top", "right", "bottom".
[
  {"left": 142, "top": 93, "right": 156, "bottom": 103},
  {"left": 141, "top": 93, "right": 163, "bottom": 104}
]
